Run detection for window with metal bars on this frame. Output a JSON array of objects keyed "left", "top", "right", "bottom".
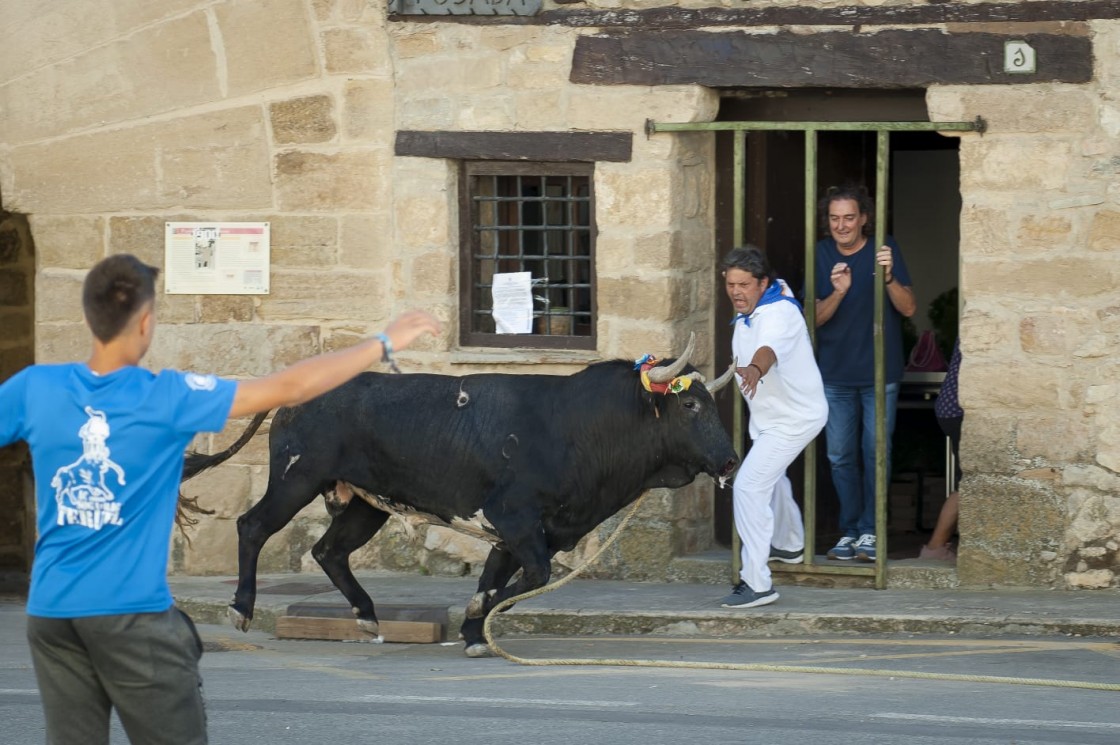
[{"left": 458, "top": 161, "right": 596, "bottom": 349}]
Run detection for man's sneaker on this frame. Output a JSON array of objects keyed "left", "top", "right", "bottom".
[
  {"left": 720, "top": 581, "right": 779, "bottom": 608},
  {"left": 854, "top": 533, "right": 877, "bottom": 562},
  {"left": 768, "top": 546, "right": 804, "bottom": 564},
  {"left": 826, "top": 536, "right": 856, "bottom": 560}
]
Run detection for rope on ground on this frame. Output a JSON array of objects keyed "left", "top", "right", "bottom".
[{"left": 481, "top": 494, "right": 1120, "bottom": 692}]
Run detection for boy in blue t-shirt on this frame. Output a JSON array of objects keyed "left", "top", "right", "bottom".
[{"left": 0, "top": 254, "right": 439, "bottom": 744}]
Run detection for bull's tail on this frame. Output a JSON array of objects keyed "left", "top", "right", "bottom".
[
  {"left": 182, "top": 411, "right": 269, "bottom": 482},
  {"left": 176, "top": 411, "right": 269, "bottom": 537}
]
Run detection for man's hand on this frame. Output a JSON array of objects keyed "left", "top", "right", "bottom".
[{"left": 830, "top": 262, "right": 852, "bottom": 296}]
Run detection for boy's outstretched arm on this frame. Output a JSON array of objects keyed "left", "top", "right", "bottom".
[{"left": 228, "top": 309, "right": 441, "bottom": 418}]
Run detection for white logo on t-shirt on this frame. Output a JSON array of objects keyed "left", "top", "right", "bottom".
[
  {"left": 185, "top": 373, "right": 217, "bottom": 391},
  {"left": 50, "top": 406, "right": 125, "bottom": 531}
]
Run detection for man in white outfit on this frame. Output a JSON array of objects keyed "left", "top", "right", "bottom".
[{"left": 720, "top": 246, "right": 829, "bottom": 608}]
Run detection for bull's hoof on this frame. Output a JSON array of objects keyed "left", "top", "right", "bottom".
[
  {"left": 228, "top": 605, "right": 252, "bottom": 633},
  {"left": 356, "top": 618, "right": 382, "bottom": 639},
  {"left": 464, "top": 643, "right": 494, "bottom": 658}
]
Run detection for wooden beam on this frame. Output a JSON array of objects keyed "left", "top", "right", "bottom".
[
  {"left": 275, "top": 616, "right": 443, "bottom": 643},
  {"left": 390, "top": 0, "right": 1120, "bottom": 28},
  {"left": 571, "top": 30, "right": 1091, "bottom": 88},
  {"left": 394, "top": 130, "right": 633, "bottom": 162}
]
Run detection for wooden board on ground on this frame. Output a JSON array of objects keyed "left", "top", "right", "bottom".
[
  {"left": 275, "top": 615, "right": 443, "bottom": 643},
  {"left": 284, "top": 601, "right": 449, "bottom": 626}
]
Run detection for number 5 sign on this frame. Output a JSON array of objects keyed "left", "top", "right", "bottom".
[{"left": 1004, "top": 41, "right": 1037, "bottom": 74}]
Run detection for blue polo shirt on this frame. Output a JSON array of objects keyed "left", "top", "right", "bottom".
[
  {"left": 813, "top": 236, "right": 912, "bottom": 386},
  {"left": 0, "top": 363, "right": 236, "bottom": 618}
]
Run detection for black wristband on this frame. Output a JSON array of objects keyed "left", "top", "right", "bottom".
[{"left": 885, "top": 274, "right": 895, "bottom": 285}]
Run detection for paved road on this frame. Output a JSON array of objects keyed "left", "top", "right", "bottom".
[{"left": 3, "top": 599, "right": 1120, "bottom": 744}]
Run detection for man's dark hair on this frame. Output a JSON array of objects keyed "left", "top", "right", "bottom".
[
  {"left": 819, "top": 182, "right": 875, "bottom": 237},
  {"left": 82, "top": 254, "right": 160, "bottom": 342},
  {"left": 721, "top": 245, "right": 776, "bottom": 283}
]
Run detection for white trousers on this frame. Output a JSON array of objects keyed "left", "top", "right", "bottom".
[{"left": 733, "top": 430, "right": 815, "bottom": 592}]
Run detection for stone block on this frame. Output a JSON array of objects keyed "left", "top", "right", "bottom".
[
  {"left": 8, "top": 108, "right": 272, "bottom": 213},
  {"left": 33, "top": 270, "right": 82, "bottom": 322},
  {"left": 343, "top": 79, "right": 395, "bottom": 142},
  {"left": 197, "top": 296, "right": 255, "bottom": 323},
  {"left": 144, "top": 323, "right": 320, "bottom": 377},
  {"left": 963, "top": 257, "right": 1114, "bottom": 299},
  {"left": 269, "top": 215, "right": 339, "bottom": 267},
  {"left": 270, "top": 95, "right": 337, "bottom": 145},
  {"left": 423, "top": 525, "right": 490, "bottom": 565},
  {"left": 109, "top": 216, "right": 186, "bottom": 268},
  {"left": 1065, "top": 569, "right": 1114, "bottom": 589},
  {"left": 323, "top": 27, "right": 390, "bottom": 75},
  {"left": 257, "top": 270, "right": 386, "bottom": 323},
  {"left": 398, "top": 55, "right": 503, "bottom": 94},
  {"left": 513, "top": 90, "right": 567, "bottom": 130},
  {"left": 0, "top": 312, "right": 32, "bottom": 340},
  {"left": 339, "top": 214, "right": 395, "bottom": 270},
  {"left": 957, "top": 476, "right": 1065, "bottom": 587},
  {"left": 1, "top": 13, "right": 219, "bottom": 145},
  {"left": 960, "top": 137, "right": 1072, "bottom": 191},
  {"left": 216, "top": 0, "right": 318, "bottom": 97},
  {"left": 457, "top": 94, "right": 516, "bottom": 129},
  {"left": 597, "top": 275, "right": 684, "bottom": 323},
  {"left": 410, "top": 251, "right": 454, "bottom": 297},
  {"left": 276, "top": 150, "right": 391, "bottom": 212},
  {"left": 936, "top": 87, "right": 1096, "bottom": 134},
  {"left": 157, "top": 294, "right": 201, "bottom": 325},
  {"left": 395, "top": 195, "right": 451, "bottom": 249},
  {"left": 395, "top": 96, "right": 456, "bottom": 129},
  {"left": 27, "top": 216, "right": 104, "bottom": 269},
  {"left": 35, "top": 323, "right": 89, "bottom": 364},
  {"left": 959, "top": 204, "right": 1013, "bottom": 257},
  {"left": 1014, "top": 213, "right": 1074, "bottom": 252},
  {"left": 596, "top": 166, "right": 674, "bottom": 230},
  {"left": 390, "top": 28, "right": 443, "bottom": 58},
  {"left": 1018, "top": 310, "right": 1093, "bottom": 356},
  {"left": 180, "top": 464, "right": 255, "bottom": 519},
  {"left": 1087, "top": 209, "right": 1120, "bottom": 251}
]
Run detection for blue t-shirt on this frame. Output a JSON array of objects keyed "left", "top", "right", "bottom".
[
  {"left": 0, "top": 363, "right": 236, "bottom": 618},
  {"left": 813, "top": 235, "right": 912, "bottom": 386}
]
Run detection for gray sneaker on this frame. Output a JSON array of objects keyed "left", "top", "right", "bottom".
[
  {"left": 769, "top": 546, "right": 804, "bottom": 564},
  {"left": 720, "top": 581, "right": 779, "bottom": 608},
  {"left": 827, "top": 536, "right": 856, "bottom": 560}
]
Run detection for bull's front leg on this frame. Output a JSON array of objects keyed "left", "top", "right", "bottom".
[
  {"left": 460, "top": 510, "right": 552, "bottom": 658},
  {"left": 461, "top": 548, "right": 520, "bottom": 658}
]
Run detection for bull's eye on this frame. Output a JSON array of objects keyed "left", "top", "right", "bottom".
[{"left": 682, "top": 398, "right": 699, "bottom": 411}]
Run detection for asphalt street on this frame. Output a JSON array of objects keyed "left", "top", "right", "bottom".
[{"left": 3, "top": 598, "right": 1120, "bottom": 744}]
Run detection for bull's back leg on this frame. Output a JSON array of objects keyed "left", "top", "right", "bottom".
[
  {"left": 311, "top": 497, "right": 390, "bottom": 635},
  {"left": 230, "top": 471, "right": 327, "bottom": 631},
  {"left": 461, "top": 548, "right": 520, "bottom": 658}
]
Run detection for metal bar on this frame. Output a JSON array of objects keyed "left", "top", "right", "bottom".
[
  {"left": 731, "top": 129, "right": 746, "bottom": 585},
  {"left": 650, "top": 119, "right": 984, "bottom": 133},
  {"left": 874, "top": 130, "right": 890, "bottom": 590},
  {"left": 802, "top": 129, "right": 818, "bottom": 568}
]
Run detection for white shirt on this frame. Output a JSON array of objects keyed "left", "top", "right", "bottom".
[{"left": 732, "top": 296, "right": 829, "bottom": 441}]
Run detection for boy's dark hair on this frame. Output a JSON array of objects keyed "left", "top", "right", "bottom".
[
  {"left": 721, "top": 245, "right": 776, "bottom": 283},
  {"left": 82, "top": 254, "right": 160, "bottom": 342},
  {"left": 819, "top": 182, "right": 875, "bottom": 237}
]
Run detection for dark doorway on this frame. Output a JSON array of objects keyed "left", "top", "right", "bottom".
[
  {"left": 712, "top": 89, "right": 961, "bottom": 559},
  {"left": 0, "top": 208, "right": 35, "bottom": 591}
]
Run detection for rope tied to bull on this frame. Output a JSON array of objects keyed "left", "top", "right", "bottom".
[{"left": 481, "top": 497, "right": 1120, "bottom": 693}]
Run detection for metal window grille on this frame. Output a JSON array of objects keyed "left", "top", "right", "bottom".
[{"left": 459, "top": 161, "right": 596, "bottom": 349}]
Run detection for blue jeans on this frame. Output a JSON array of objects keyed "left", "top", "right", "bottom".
[{"left": 823, "top": 382, "right": 899, "bottom": 538}]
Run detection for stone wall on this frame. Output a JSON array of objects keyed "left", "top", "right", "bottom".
[{"left": 927, "top": 19, "right": 1120, "bottom": 589}]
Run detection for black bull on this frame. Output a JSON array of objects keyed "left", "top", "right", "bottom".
[{"left": 183, "top": 347, "right": 738, "bottom": 657}]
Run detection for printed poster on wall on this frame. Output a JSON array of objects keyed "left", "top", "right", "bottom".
[{"left": 164, "top": 222, "right": 270, "bottom": 294}]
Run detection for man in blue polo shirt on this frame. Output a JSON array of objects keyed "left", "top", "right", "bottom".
[
  {"left": 814, "top": 184, "right": 917, "bottom": 563},
  {"left": 0, "top": 254, "right": 439, "bottom": 744}
]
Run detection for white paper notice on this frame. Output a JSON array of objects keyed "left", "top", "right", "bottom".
[
  {"left": 491, "top": 272, "right": 533, "bottom": 334},
  {"left": 164, "top": 222, "right": 270, "bottom": 294}
]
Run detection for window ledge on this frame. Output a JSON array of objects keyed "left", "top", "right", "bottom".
[{"left": 450, "top": 347, "right": 603, "bottom": 367}]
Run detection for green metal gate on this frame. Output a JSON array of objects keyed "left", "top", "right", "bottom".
[{"left": 647, "top": 117, "right": 984, "bottom": 589}]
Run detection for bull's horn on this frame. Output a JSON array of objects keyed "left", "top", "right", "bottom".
[
  {"left": 646, "top": 331, "right": 696, "bottom": 383},
  {"left": 705, "top": 362, "right": 736, "bottom": 394}
]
